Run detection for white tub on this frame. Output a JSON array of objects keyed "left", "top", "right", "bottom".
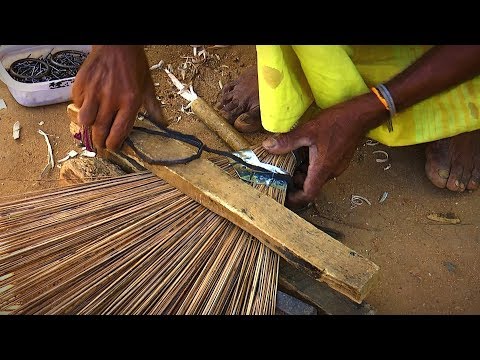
[{"left": 0, "top": 45, "right": 91, "bottom": 107}]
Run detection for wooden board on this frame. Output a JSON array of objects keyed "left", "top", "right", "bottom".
[
  {"left": 278, "top": 260, "right": 375, "bottom": 315},
  {"left": 67, "top": 104, "right": 380, "bottom": 303}
]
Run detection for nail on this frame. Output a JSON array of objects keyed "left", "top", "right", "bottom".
[
  {"left": 262, "top": 137, "right": 277, "bottom": 149},
  {"left": 438, "top": 169, "right": 450, "bottom": 179},
  {"left": 454, "top": 180, "right": 459, "bottom": 187}
]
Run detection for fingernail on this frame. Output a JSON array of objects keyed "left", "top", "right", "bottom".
[
  {"left": 263, "top": 137, "right": 277, "bottom": 149},
  {"left": 454, "top": 180, "right": 460, "bottom": 187}
]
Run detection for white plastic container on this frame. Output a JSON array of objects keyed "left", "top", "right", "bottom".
[{"left": 0, "top": 45, "right": 91, "bottom": 107}]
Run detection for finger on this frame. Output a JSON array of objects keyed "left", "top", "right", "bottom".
[
  {"left": 71, "top": 69, "right": 86, "bottom": 108},
  {"left": 287, "top": 148, "right": 329, "bottom": 208},
  {"left": 293, "top": 171, "right": 306, "bottom": 189},
  {"left": 143, "top": 80, "right": 167, "bottom": 126},
  {"left": 288, "top": 172, "right": 325, "bottom": 206},
  {"left": 91, "top": 104, "right": 116, "bottom": 151},
  {"left": 105, "top": 106, "right": 138, "bottom": 151},
  {"left": 262, "top": 125, "right": 313, "bottom": 155},
  {"left": 78, "top": 97, "right": 99, "bottom": 127}
]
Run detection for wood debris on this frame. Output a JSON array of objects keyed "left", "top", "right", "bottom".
[
  {"left": 373, "top": 150, "right": 389, "bottom": 163},
  {"left": 12, "top": 121, "right": 21, "bottom": 140},
  {"left": 350, "top": 195, "right": 372, "bottom": 209},
  {"left": 427, "top": 213, "right": 461, "bottom": 224},
  {"left": 38, "top": 129, "right": 55, "bottom": 173},
  {"left": 150, "top": 60, "right": 164, "bottom": 71}
]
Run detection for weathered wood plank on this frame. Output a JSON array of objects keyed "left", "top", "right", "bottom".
[
  {"left": 67, "top": 104, "right": 380, "bottom": 303},
  {"left": 279, "top": 260, "right": 375, "bottom": 315}
]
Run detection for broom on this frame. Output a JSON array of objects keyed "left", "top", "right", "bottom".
[{"left": 0, "top": 107, "right": 296, "bottom": 315}]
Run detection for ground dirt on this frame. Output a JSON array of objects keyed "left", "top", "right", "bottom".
[{"left": 0, "top": 45, "right": 478, "bottom": 314}]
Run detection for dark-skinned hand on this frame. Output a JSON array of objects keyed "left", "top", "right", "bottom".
[
  {"left": 263, "top": 93, "right": 386, "bottom": 209},
  {"left": 72, "top": 45, "right": 166, "bottom": 152}
]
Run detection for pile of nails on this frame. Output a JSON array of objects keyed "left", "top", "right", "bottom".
[{"left": 8, "top": 49, "right": 89, "bottom": 83}]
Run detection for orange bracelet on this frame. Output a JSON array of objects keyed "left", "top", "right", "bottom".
[{"left": 371, "top": 87, "right": 390, "bottom": 111}]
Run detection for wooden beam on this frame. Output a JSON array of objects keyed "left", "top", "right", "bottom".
[
  {"left": 67, "top": 104, "right": 380, "bottom": 303},
  {"left": 279, "top": 260, "right": 375, "bottom": 315}
]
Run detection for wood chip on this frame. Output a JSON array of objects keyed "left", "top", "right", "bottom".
[
  {"left": 0, "top": 98, "right": 6, "bottom": 110},
  {"left": 427, "top": 213, "right": 461, "bottom": 224},
  {"left": 13, "top": 121, "right": 21, "bottom": 139}
]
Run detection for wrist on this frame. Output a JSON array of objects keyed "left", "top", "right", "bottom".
[{"left": 354, "top": 91, "right": 391, "bottom": 132}]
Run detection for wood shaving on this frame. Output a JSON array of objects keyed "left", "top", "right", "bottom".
[
  {"left": 13, "top": 121, "right": 21, "bottom": 140},
  {"left": 350, "top": 195, "right": 372, "bottom": 209},
  {"left": 365, "top": 139, "right": 379, "bottom": 146},
  {"left": 373, "top": 150, "right": 389, "bottom": 163},
  {"left": 38, "top": 129, "right": 54, "bottom": 171},
  {"left": 378, "top": 191, "right": 388, "bottom": 203},
  {"left": 58, "top": 150, "right": 79, "bottom": 164},
  {"left": 0, "top": 99, "right": 6, "bottom": 110},
  {"left": 150, "top": 60, "right": 164, "bottom": 71}
]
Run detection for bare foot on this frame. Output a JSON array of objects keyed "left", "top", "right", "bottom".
[
  {"left": 425, "top": 130, "right": 480, "bottom": 191},
  {"left": 215, "top": 67, "right": 263, "bottom": 133}
]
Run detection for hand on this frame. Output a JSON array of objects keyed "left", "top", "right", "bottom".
[
  {"left": 262, "top": 93, "right": 386, "bottom": 209},
  {"left": 72, "top": 45, "right": 166, "bottom": 152}
]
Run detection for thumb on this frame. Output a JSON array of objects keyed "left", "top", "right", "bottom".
[
  {"left": 262, "top": 127, "right": 312, "bottom": 155},
  {"left": 143, "top": 80, "right": 168, "bottom": 127}
]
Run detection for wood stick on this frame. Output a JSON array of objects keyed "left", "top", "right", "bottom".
[
  {"left": 66, "top": 104, "right": 380, "bottom": 303},
  {"left": 190, "top": 98, "right": 251, "bottom": 150}
]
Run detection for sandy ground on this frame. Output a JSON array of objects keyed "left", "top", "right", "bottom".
[{"left": 0, "top": 45, "right": 479, "bottom": 314}]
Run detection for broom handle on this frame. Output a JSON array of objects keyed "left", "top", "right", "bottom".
[{"left": 191, "top": 98, "right": 251, "bottom": 151}]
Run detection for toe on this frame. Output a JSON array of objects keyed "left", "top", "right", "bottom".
[
  {"left": 446, "top": 163, "right": 464, "bottom": 192},
  {"left": 233, "top": 106, "right": 262, "bottom": 133},
  {"left": 467, "top": 167, "right": 480, "bottom": 190},
  {"left": 216, "top": 92, "right": 234, "bottom": 109},
  {"left": 425, "top": 142, "right": 450, "bottom": 188},
  {"left": 219, "top": 101, "right": 246, "bottom": 123}
]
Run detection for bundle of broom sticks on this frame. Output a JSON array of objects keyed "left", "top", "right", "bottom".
[{"left": 0, "top": 134, "right": 296, "bottom": 314}]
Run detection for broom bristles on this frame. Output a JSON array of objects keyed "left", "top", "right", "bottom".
[{"left": 0, "top": 146, "right": 295, "bottom": 315}]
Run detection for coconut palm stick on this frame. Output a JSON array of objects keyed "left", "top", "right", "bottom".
[{"left": 190, "top": 97, "right": 251, "bottom": 150}]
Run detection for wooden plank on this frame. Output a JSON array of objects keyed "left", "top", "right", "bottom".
[
  {"left": 67, "top": 104, "right": 380, "bottom": 303},
  {"left": 279, "top": 260, "right": 375, "bottom": 315}
]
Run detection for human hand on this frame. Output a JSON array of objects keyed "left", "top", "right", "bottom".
[
  {"left": 262, "top": 93, "right": 387, "bottom": 209},
  {"left": 72, "top": 45, "right": 166, "bottom": 152}
]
